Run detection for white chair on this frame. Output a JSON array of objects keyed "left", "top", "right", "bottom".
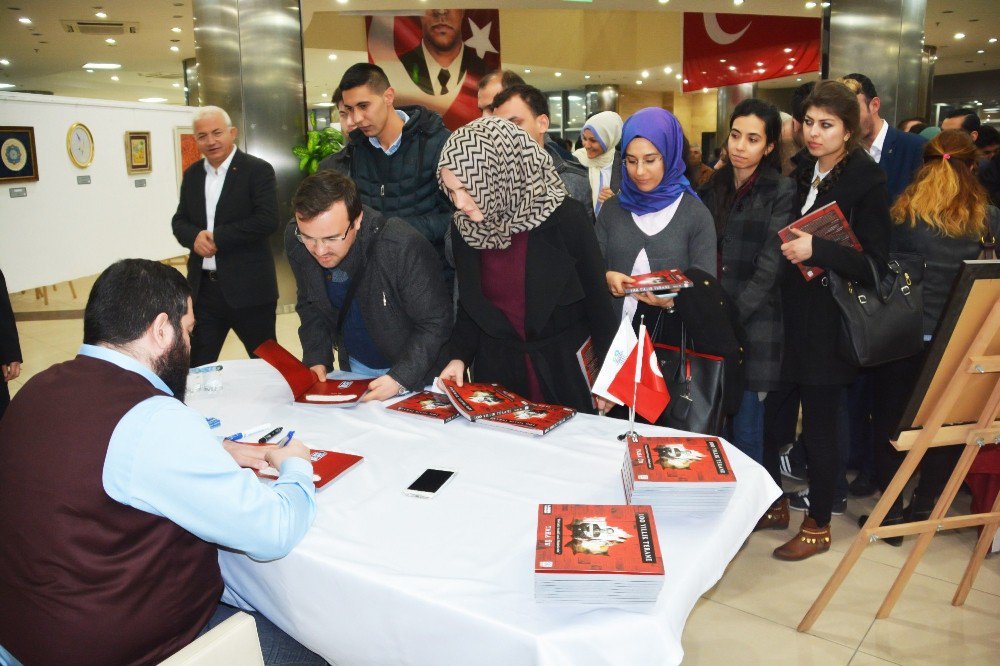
[{"left": 158, "top": 612, "right": 264, "bottom": 665}]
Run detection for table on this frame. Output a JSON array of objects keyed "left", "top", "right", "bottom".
[{"left": 190, "top": 360, "right": 780, "bottom": 666}]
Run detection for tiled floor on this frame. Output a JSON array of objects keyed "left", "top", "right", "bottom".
[{"left": 6, "top": 278, "right": 1000, "bottom": 665}]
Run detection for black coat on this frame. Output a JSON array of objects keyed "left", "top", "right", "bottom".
[
  {"left": 447, "top": 199, "right": 617, "bottom": 413},
  {"left": 698, "top": 166, "right": 796, "bottom": 391},
  {"left": 171, "top": 149, "right": 279, "bottom": 308},
  {"left": 783, "top": 149, "right": 891, "bottom": 385}
]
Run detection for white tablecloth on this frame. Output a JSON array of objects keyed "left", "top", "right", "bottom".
[{"left": 189, "top": 360, "right": 780, "bottom": 666}]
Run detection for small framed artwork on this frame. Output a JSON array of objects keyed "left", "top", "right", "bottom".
[
  {"left": 124, "top": 130, "right": 152, "bottom": 175},
  {"left": 0, "top": 126, "right": 40, "bottom": 183},
  {"left": 173, "top": 126, "right": 200, "bottom": 189}
]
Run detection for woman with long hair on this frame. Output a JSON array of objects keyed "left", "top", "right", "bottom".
[
  {"left": 698, "top": 98, "right": 796, "bottom": 465},
  {"left": 573, "top": 111, "right": 624, "bottom": 216},
  {"left": 761, "top": 80, "right": 892, "bottom": 560},
  {"left": 436, "top": 117, "right": 617, "bottom": 413},
  {"left": 860, "top": 130, "right": 1000, "bottom": 544}
]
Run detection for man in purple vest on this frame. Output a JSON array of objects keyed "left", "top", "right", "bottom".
[{"left": 0, "top": 260, "right": 325, "bottom": 665}]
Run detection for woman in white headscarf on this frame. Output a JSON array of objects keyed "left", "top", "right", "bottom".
[
  {"left": 573, "top": 111, "right": 624, "bottom": 216},
  {"left": 437, "top": 117, "right": 616, "bottom": 413}
]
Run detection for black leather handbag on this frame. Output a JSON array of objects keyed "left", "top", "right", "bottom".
[
  {"left": 827, "top": 252, "right": 924, "bottom": 367},
  {"left": 653, "top": 323, "right": 727, "bottom": 436}
]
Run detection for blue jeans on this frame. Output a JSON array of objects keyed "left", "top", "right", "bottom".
[
  {"left": 730, "top": 390, "right": 764, "bottom": 464},
  {"left": 200, "top": 603, "right": 328, "bottom": 666}
]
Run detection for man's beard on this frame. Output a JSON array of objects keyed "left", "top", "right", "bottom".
[{"left": 153, "top": 330, "right": 191, "bottom": 403}]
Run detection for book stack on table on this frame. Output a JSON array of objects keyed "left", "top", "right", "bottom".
[
  {"left": 534, "top": 503, "right": 664, "bottom": 605},
  {"left": 621, "top": 436, "right": 737, "bottom": 514}
]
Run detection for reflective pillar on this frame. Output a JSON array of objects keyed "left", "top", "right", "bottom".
[
  {"left": 192, "top": 0, "right": 307, "bottom": 306},
  {"left": 824, "top": 0, "right": 927, "bottom": 125},
  {"left": 715, "top": 83, "right": 756, "bottom": 151},
  {"left": 183, "top": 58, "right": 199, "bottom": 107}
]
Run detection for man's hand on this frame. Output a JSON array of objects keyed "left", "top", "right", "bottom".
[
  {"left": 2, "top": 361, "right": 21, "bottom": 382},
  {"left": 265, "top": 438, "right": 312, "bottom": 470},
  {"left": 363, "top": 374, "right": 403, "bottom": 402},
  {"left": 780, "top": 228, "right": 813, "bottom": 265},
  {"left": 223, "top": 440, "right": 272, "bottom": 470},
  {"left": 438, "top": 359, "right": 466, "bottom": 387},
  {"left": 595, "top": 396, "right": 616, "bottom": 415},
  {"left": 597, "top": 187, "right": 615, "bottom": 204},
  {"left": 605, "top": 271, "right": 635, "bottom": 298},
  {"left": 309, "top": 365, "right": 327, "bottom": 383},
  {"left": 193, "top": 230, "right": 218, "bottom": 258}
]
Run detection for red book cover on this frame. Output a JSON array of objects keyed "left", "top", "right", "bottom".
[
  {"left": 440, "top": 380, "right": 526, "bottom": 421},
  {"left": 255, "top": 447, "right": 363, "bottom": 490},
  {"left": 627, "top": 436, "right": 736, "bottom": 484},
  {"left": 387, "top": 391, "right": 460, "bottom": 423},
  {"left": 777, "top": 201, "right": 863, "bottom": 281},
  {"left": 623, "top": 268, "right": 694, "bottom": 294},
  {"left": 534, "top": 504, "right": 663, "bottom": 576},
  {"left": 254, "top": 339, "right": 368, "bottom": 405},
  {"left": 479, "top": 402, "right": 576, "bottom": 436}
]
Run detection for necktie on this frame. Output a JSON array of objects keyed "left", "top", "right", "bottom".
[{"left": 438, "top": 69, "right": 451, "bottom": 95}]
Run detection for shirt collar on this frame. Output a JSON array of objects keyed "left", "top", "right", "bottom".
[
  {"left": 78, "top": 344, "right": 173, "bottom": 396},
  {"left": 421, "top": 41, "right": 463, "bottom": 95},
  {"left": 368, "top": 109, "right": 410, "bottom": 155},
  {"left": 204, "top": 145, "right": 237, "bottom": 175},
  {"left": 869, "top": 119, "right": 889, "bottom": 161}
]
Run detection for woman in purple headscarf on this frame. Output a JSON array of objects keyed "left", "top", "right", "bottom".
[{"left": 594, "top": 107, "right": 717, "bottom": 324}]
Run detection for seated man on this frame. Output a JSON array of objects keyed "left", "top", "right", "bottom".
[
  {"left": 0, "top": 259, "right": 322, "bottom": 666},
  {"left": 286, "top": 171, "right": 452, "bottom": 401}
]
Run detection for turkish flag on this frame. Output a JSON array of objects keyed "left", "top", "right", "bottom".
[
  {"left": 682, "top": 12, "right": 820, "bottom": 93},
  {"left": 607, "top": 327, "right": 670, "bottom": 424}
]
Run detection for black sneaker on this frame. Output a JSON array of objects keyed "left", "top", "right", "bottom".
[
  {"left": 848, "top": 472, "right": 877, "bottom": 498},
  {"left": 779, "top": 447, "right": 808, "bottom": 481},
  {"left": 787, "top": 488, "right": 846, "bottom": 515}
]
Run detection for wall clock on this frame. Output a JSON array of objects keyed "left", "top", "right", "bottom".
[{"left": 67, "top": 122, "right": 95, "bottom": 168}]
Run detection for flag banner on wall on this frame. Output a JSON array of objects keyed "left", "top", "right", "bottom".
[
  {"left": 366, "top": 9, "right": 501, "bottom": 130},
  {"left": 682, "top": 12, "right": 820, "bottom": 93}
]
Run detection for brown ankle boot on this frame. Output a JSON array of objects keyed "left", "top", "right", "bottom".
[
  {"left": 773, "top": 516, "right": 831, "bottom": 561},
  {"left": 754, "top": 497, "right": 790, "bottom": 531}
]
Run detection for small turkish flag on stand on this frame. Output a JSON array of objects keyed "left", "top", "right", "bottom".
[{"left": 607, "top": 324, "right": 670, "bottom": 424}]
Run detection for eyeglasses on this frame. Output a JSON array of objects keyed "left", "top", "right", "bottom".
[
  {"left": 624, "top": 155, "right": 664, "bottom": 168},
  {"left": 294, "top": 225, "right": 352, "bottom": 247}
]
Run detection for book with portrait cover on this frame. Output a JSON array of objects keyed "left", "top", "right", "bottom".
[
  {"left": 777, "top": 201, "right": 863, "bottom": 281},
  {"left": 623, "top": 268, "right": 694, "bottom": 294},
  {"left": 534, "top": 503, "right": 663, "bottom": 577},
  {"left": 256, "top": 448, "right": 363, "bottom": 490},
  {"left": 254, "top": 339, "right": 368, "bottom": 405},
  {"left": 387, "top": 391, "right": 460, "bottom": 423},
  {"left": 440, "top": 380, "right": 526, "bottom": 421},
  {"left": 625, "top": 436, "right": 736, "bottom": 485},
  {"left": 479, "top": 402, "right": 576, "bottom": 436}
]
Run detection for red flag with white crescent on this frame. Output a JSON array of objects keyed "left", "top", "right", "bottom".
[
  {"left": 607, "top": 328, "right": 670, "bottom": 424},
  {"left": 683, "top": 12, "right": 820, "bottom": 93}
]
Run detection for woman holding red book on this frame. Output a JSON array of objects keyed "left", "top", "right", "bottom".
[
  {"left": 435, "top": 117, "right": 616, "bottom": 414},
  {"left": 762, "top": 80, "right": 891, "bottom": 561}
]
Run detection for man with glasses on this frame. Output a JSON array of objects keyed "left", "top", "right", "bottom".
[{"left": 285, "top": 171, "right": 451, "bottom": 401}]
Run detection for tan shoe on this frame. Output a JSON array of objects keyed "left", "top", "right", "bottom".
[
  {"left": 754, "top": 497, "right": 790, "bottom": 531},
  {"left": 773, "top": 516, "right": 831, "bottom": 560}
]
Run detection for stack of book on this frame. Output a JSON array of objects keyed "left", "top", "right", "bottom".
[
  {"left": 621, "top": 436, "right": 736, "bottom": 514},
  {"left": 534, "top": 503, "right": 664, "bottom": 605},
  {"left": 478, "top": 402, "right": 576, "bottom": 436},
  {"left": 387, "top": 391, "right": 461, "bottom": 423}
]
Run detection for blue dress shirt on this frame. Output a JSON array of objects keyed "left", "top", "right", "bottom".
[{"left": 368, "top": 109, "right": 410, "bottom": 155}]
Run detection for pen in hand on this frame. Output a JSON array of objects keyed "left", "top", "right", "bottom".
[{"left": 279, "top": 430, "right": 295, "bottom": 448}]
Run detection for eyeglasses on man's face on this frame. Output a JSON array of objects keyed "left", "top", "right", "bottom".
[{"left": 294, "top": 224, "right": 353, "bottom": 248}]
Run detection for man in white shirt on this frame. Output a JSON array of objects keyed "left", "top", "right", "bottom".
[
  {"left": 399, "top": 9, "right": 487, "bottom": 97},
  {"left": 171, "top": 106, "right": 280, "bottom": 366}
]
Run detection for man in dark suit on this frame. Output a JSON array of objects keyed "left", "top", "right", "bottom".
[
  {"left": 0, "top": 268, "right": 22, "bottom": 421},
  {"left": 171, "top": 106, "right": 279, "bottom": 367},
  {"left": 399, "top": 9, "right": 487, "bottom": 96}
]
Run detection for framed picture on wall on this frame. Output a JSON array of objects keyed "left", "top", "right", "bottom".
[
  {"left": 124, "top": 130, "right": 152, "bottom": 175},
  {"left": 173, "top": 126, "right": 200, "bottom": 189},
  {"left": 0, "top": 126, "right": 39, "bottom": 183}
]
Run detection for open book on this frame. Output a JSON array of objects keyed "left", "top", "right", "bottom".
[{"left": 255, "top": 339, "right": 369, "bottom": 406}]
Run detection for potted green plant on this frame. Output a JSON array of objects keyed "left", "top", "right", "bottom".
[{"left": 292, "top": 125, "right": 345, "bottom": 174}]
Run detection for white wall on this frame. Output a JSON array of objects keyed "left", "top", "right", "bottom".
[{"left": 0, "top": 92, "right": 198, "bottom": 292}]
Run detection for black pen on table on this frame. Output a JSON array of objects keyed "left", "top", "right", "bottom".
[
  {"left": 259, "top": 426, "right": 283, "bottom": 443},
  {"left": 279, "top": 430, "right": 295, "bottom": 448}
]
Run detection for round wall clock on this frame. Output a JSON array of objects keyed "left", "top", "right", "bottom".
[{"left": 67, "top": 122, "right": 95, "bottom": 168}]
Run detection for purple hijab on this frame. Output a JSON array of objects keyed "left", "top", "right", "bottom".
[{"left": 617, "top": 107, "right": 697, "bottom": 215}]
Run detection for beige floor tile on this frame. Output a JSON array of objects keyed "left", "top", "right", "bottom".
[
  {"left": 847, "top": 652, "right": 902, "bottom": 665},
  {"left": 683, "top": 598, "right": 857, "bottom": 665},
  {"left": 857, "top": 572, "right": 1000, "bottom": 665}
]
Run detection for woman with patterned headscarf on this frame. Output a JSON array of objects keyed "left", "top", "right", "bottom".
[
  {"left": 573, "top": 111, "right": 624, "bottom": 215},
  {"left": 436, "top": 116, "right": 617, "bottom": 414},
  {"left": 596, "top": 107, "right": 717, "bottom": 325}
]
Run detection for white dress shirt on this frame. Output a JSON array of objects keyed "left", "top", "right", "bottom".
[
  {"left": 801, "top": 161, "right": 832, "bottom": 215},
  {"left": 422, "top": 41, "right": 464, "bottom": 96},
  {"left": 869, "top": 119, "right": 889, "bottom": 164},
  {"left": 622, "top": 197, "right": 683, "bottom": 322},
  {"left": 202, "top": 145, "right": 237, "bottom": 271}
]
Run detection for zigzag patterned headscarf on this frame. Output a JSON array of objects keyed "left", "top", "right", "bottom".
[{"left": 437, "top": 116, "right": 567, "bottom": 250}]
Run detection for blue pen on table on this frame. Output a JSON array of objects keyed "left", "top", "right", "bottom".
[
  {"left": 224, "top": 423, "right": 272, "bottom": 442},
  {"left": 279, "top": 430, "right": 295, "bottom": 448}
]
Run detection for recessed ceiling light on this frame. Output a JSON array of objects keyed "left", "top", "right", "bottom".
[
  {"left": 0, "top": 83, "right": 15, "bottom": 89},
  {"left": 796, "top": 77, "right": 802, "bottom": 81},
  {"left": 524, "top": 68, "right": 531, "bottom": 74},
  {"left": 0, "top": 59, "right": 9, "bottom": 66},
  {"left": 95, "top": 11, "right": 107, "bottom": 18},
  {"left": 86, "top": 69, "right": 94, "bottom": 73},
  {"left": 979, "top": 49, "right": 986, "bottom": 54},
  {"left": 584, "top": 74, "right": 591, "bottom": 79},
  {"left": 675, "top": 73, "right": 682, "bottom": 80},
  {"left": 805, "top": 2, "right": 817, "bottom": 8},
  {"left": 728, "top": 66, "right": 736, "bottom": 71},
  {"left": 683, "top": 79, "right": 689, "bottom": 84},
  {"left": 734, "top": 0, "right": 744, "bottom": 5},
  {"left": 554, "top": 72, "right": 562, "bottom": 77},
  {"left": 702, "top": 87, "right": 709, "bottom": 93},
  {"left": 110, "top": 75, "right": 119, "bottom": 81},
  {"left": 784, "top": 48, "right": 793, "bottom": 53},
  {"left": 105, "top": 38, "right": 116, "bottom": 44},
  {"left": 335, "top": 0, "right": 348, "bottom": 4},
  {"left": 990, "top": 38, "right": 998, "bottom": 44},
  {"left": 18, "top": 17, "right": 31, "bottom": 25},
  {"left": 171, "top": 27, "right": 182, "bottom": 33},
  {"left": 658, "top": 0, "right": 669, "bottom": 4},
  {"left": 954, "top": 33, "right": 965, "bottom": 40},
  {"left": 328, "top": 53, "right": 337, "bottom": 61},
  {"left": 170, "top": 46, "right": 180, "bottom": 52},
  {"left": 139, "top": 97, "right": 167, "bottom": 103},
  {"left": 821, "top": 1, "right": 830, "bottom": 6},
  {"left": 786, "top": 64, "right": 794, "bottom": 70},
  {"left": 172, "top": 82, "right": 181, "bottom": 88},
  {"left": 756, "top": 61, "right": 764, "bottom": 66},
  {"left": 663, "top": 66, "right": 673, "bottom": 74},
  {"left": 719, "top": 59, "right": 727, "bottom": 63},
  {"left": 315, "top": 102, "right": 335, "bottom": 107},
  {"left": 636, "top": 80, "right": 643, "bottom": 85},
  {"left": 83, "top": 62, "right": 121, "bottom": 69},
  {"left": 641, "top": 70, "right": 649, "bottom": 78},
  {"left": 321, "top": 92, "right": 328, "bottom": 97}
]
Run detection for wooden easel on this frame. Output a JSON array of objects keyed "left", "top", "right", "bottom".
[{"left": 799, "top": 266, "right": 1000, "bottom": 632}]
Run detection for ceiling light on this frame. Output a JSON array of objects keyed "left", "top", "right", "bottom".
[
  {"left": 170, "top": 46, "right": 180, "bottom": 52},
  {"left": 95, "top": 12, "right": 107, "bottom": 19},
  {"left": 734, "top": 0, "right": 744, "bottom": 5},
  {"left": 328, "top": 53, "right": 337, "bottom": 61},
  {"left": 728, "top": 66, "right": 736, "bottom": 71},
  {"left": 336, "top": 0, "right": 348, "bottom": 4},
  {"left": 786, "top": 64, "right": 794, "bottom": 70},
  {"left": 756, "top": 61, "right": 764, "bottom": 66},
  {"left": 658, "top": 0, "right": 669, "bottom": 4},
  {"left": 172, "top": 82, "right": 181, "bottom": 88},
  {"left": 0, "top": 59, "right": 9, "bottom": 66},
  {"left": 663, "top": 66, "right": 673, "bottom": 75},
  {"left": 83, "top": 62, "right": 121, "bottom": 69},
  {"left": 821, "top": 1, "right": 830, "bottom": 6},
  {"left": 554, "top": 72, "right": 562, "bottom": 77},
  {"left": 105, "top": 38, "right": 116, "bottom": 45},
  {"left": 683, "top": 78, "right": 689, "bottom": 84},
  {"left": 702, "top": 87, "right": 709, "bottom": 93},
  {"left": 796, "top": 77, "right": 802, "bottom": 81},
  {"left": 719, "top": 59, "right": 727, "bottom": 63},
  {"left": 86, "top": 69, "right": 94, "bottom": 73},
  {"left": 321, "top": 92, "right": 328, "bottom": 97},
  {"left": 805, "top": 2, "right": 816, "bottom": 8},
  {"left": 0, "top": 83, "right": 15, "bottom": 89},
  {"left": 110, "top": 75, "right": 119, "bottom": 81},
  {"left": 954, "top": 33, "right": 965, "bottom": 40},
  {"left": 641, "top": 70, "right": 649, "bottom": 78},
  {"left": 171, "top": 27, "right": 182, "bottom": 33},
  {"left": 315, "top": 102, "right": 335, "bottom": 107},
  {"left": 990, "top": 38, "right": 998, "bottom": 44},
  {"left": 139, "top": 97, "right": 167, "bottom": 103},
  {"left": 584, "top": 74, "right": 591, "bottom": 79},
  {"left": 524, "top": 68, "right": 531, "bottom": 74},
  {"left": 979, "top": 49, "right": 986, "bottom": 54},
  {"left": 18, "top": 17, "right": 31, "bottom": 25},
  {"left": 675, "top": 73, "right": 682, "bottom": 80},
  {"left": 789, "top": 57, "right": 796, "bottom": 62},
  {"left": 784, "top": 48, "right": 793, "bottom": 53},
  {"left": 636, "top": 80, "right": 643, "bottom": 85}
]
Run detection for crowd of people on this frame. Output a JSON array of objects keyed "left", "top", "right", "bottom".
[{"left": 1, "top": 58, "right": 997, "bottom": 664}]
